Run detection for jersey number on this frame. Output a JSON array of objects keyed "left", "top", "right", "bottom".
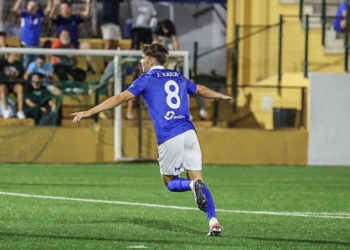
[{"left": 164, "top": 80, "right": 181, "bottom": 109}]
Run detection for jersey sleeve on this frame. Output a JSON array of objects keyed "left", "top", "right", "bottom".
[
  {"left": 186, "top": 78, "right": 197, "bottom": 95},
  {"left": 20, "top": 11, "right": 28, "bottom": 17},
  {"left": 38, "top": 10, "right": 45, "bottom": 18},
  {"left": 52, "top": 15, "right": 61, "bottom": 24},
  {"left": 127, "top": 77, "right": 147, "bottom": 98},
  {"left": 75, "top": 14, "right": 85, "bottom": 23}
]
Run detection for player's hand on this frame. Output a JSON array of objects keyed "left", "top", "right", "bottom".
[
  {"left": 220, "top": 94, "right": 233, "bottom": 100},
  {"left": 71, "top": 110, "right": 92, "bottom": 122}
]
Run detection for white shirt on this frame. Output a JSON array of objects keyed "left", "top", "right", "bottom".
[{"left": 131, "top": 0, "right": 157, "bottom": 28}]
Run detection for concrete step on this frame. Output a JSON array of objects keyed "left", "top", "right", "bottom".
[{"left": 0, "top": 118, "right": 35, "bottom": 126}]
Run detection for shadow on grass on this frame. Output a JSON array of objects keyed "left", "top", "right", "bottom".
[
  {"left": 234, "top": 236, "right": 350, "bottom": 247},
  {"left": 71, "top": 217, "right": 205, "bottom": 235},
  {"left": 0, "top": 231, "right": 225, "bottom": 247}
]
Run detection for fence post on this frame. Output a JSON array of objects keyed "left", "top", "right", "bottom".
[
  {"left": 300, "top": 87, "right": 306, "bottom": 128},
  {"left": 94, "top": 88, "right": 99, "bottom": 123},
  {"left": 345, "top": 1, "right": 349, "bottom": 72},
  {"left": 212, "top": 84, "right": 220, "bottom": 127},
  {"left": 278, "top": 15, "right": 283, "bottom": 84},
  {"left": 321, "top": 0, "right": 326, "bottom": 46},
  {"left": 299, "top": 0, "right": 304, "bottom": 21},
  {"left": 193, "top": 42, "right": 198, "bottom": 83},
  {"left": 233, "top": 24, "right": 240, "bottom": 113},
  {"left": 304, "top": 14, "right": 309, "bottom": 78}
]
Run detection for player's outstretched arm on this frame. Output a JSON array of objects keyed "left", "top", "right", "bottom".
[
  {"left": 196, "top": 84, "right": 232, "bottom": 100},
  {"left": 71, "top": 90, "right": 135, "bottom": 122}
]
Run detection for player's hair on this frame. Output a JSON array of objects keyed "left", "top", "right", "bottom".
[
  {"left": 142, "top": 43, "right": 169, "bottom": 65},
  {"left": 162, "top": 19, "right": 175, "bottom": 32}
]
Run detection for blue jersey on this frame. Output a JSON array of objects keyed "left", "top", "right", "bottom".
[
  {"left": 20, "top": 10, "right": 44, "bottom": 46},
  {"left": 127, "top": 66, "right": 197, "bottom": 144},
  {"left": 333, "top": 2, "right": 350, "bottom": 32}
]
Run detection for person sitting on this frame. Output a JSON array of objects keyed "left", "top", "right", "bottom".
[
  {"left": 24, "top": 73, "right": 56, "bottom": 125},
  {"left": 0, "top": 53, "right": 25, "bottom": 119},
  {"left": 0, "top": 31, "right": 9, "bottom": 48},
  {"left": 153, "top": 19, "right": 179, "bottom": 51},
  {"left": 94, "top": 58, "right": 139, "bottom": 120},
  {"left": 24, "top": 55, "right": 62, "bottom": 96},
  {"left": 333, "top": 0, "right": 350, "bottom": 33},
  {"left": 51, "top": 30, "right": 86, "bottom": 83}
]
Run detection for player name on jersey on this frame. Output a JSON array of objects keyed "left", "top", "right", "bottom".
[{"left": 157, "top": 72, "right": 179, "bottom": 77}]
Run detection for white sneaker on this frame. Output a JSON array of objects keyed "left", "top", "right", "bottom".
[
  {"left": 207, "top": 222, "right": 222, "bottom": 237},
  {"left": 199, "top": 108, "right": 208, "bottom": 120},
  {"left": 2, "top": 108, "right": 11, "bottom": 119},
  {"left": 17, "top": 110, "right": 26, "bottom": 119}
]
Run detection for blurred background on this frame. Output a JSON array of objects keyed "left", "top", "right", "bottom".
[{"left": 0, "top": 0, "right": 349, "bottom": 166}]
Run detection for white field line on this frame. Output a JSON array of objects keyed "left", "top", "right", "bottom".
[{"left": 0, "top": 191, "right": 349, "bottom": 220}]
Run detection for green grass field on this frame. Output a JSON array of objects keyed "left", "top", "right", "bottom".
[{"left": 0, "top": 164, "right": 349, "bottom": 250}]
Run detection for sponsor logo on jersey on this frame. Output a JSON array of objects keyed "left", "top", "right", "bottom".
[{"left": 164, "top": 111, "right": 185, "bottom": 120}]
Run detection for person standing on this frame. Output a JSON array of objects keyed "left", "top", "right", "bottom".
[
  {"left": 99, "top": 0, "right": 122, "bottom": 50},
  {"left": 131, "top": 0, "right": 157, "bottom": 50},
  {"left": 12, "top": 0, "right": 52, "bottom": 68}
]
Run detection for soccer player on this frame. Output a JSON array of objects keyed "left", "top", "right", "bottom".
[{"left": 71, "top": 43, "right": 232, "bottom": 236}]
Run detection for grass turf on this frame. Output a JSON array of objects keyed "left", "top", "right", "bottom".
[{"left": 0, "top": 164, "right": 349, "bottom": 249}]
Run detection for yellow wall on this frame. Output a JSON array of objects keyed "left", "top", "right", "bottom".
[
  {"left": 235, "top": 0, "right": 344, "bottom": 86},
  {"left": 0, "top": 127, "right": 307, "bottom": 165}
]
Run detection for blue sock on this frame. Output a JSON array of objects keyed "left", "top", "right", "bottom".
[
  {"left": 167, "top": 177, "right": 192, "bottom": 192},
  {"left": 203, "top": 184, "right": 217, "bottom": 220}
]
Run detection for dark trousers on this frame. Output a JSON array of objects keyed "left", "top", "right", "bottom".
[
  {"left": 53, "top": 64, "right": 87, "bottom": 82},
  {"left": 132, "top": 28, "right": 153, "bottom": 50},
  {"left": 24, "top": 105, "right": 53, "bottom": 125}
]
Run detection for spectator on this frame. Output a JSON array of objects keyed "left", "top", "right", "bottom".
[
  {"left": 131, "top": 0, "right": 157, "bottom": 50},
  {"left": 12, "top": 0, "right": 52, "bottom": 69},
  {"left": 51, "top": 30, "right": 86, "bottom": 82},
  {"left": 333, "top": 0, "right": 350, "bottom": 33},
  {"left": 0, "top": 53, "right": 25, "bottom": 119},
  {"left": 153, "top": 19, "right": 179, "bottom": 50},
  {"left": 0, "top": 31, "right": 8, "bottom": 47},
  {"left": 99, "top": 0, "right": 122, "bottom": 50},
  {"left": 0, "top": 1, "right": 3, "bottom": 32},
  {"left": 24, "top": 73, "right": 56, "bottom": 125},
  {"left": 50, "top": 0, "right": 95, "bottom": 74},
  {"left": 24, "top": 55, "right": 62, "bottom": 96},
  {"left": 91, "top": 58, "right": 137, "bottom": 120}
]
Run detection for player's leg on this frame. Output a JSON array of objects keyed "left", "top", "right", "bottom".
[
  {"left": 183, "top": 129, "right": 222, "bottom": 236},
  {"left": 159, "top": 132, "right": 192, "bottom": 192},
  {"left": 0, "top": 84, "right": 10, "bottom": 118},
  {"left": 79, "top": 41, "right": 95, "bottom": 75},
  {"left": 101, "top": 24, "right": 112, "bottom": 50}
]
